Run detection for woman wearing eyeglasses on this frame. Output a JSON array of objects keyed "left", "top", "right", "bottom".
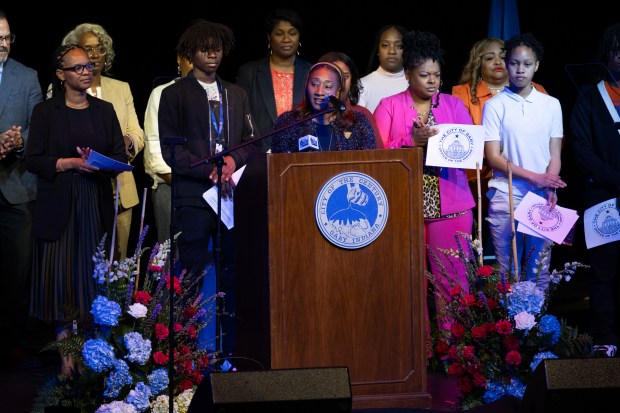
[
  {"left": 25, "top": 44, "right": 127, "bottom": 374},
  {"left": 59, "top": 23, "right": 144, "bottom": 261}
]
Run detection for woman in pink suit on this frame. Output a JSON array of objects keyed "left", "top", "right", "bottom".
[{"left": 374, "top": 31, "right": 475, "bottom": 336}]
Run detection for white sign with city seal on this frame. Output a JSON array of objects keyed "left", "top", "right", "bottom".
[
  {"left": 315, "top": 172, "right": 388, "bottom": 249},
  {"left": 425, "top": 124, "right": 484, "bottom": 169},
  {"left": 584, "top": 198, "right": 620, "bottom": 249},
  {"left": 514, "top": 191, "right": 579, "bottom": 245}
]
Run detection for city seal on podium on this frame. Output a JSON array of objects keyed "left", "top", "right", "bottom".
[{"left": 315, "top": 171, "right": 388, "bottom": 249}]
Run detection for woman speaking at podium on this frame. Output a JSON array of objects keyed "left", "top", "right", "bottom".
[{"left": 270, "top": 62, "right": 377, "bottom": 153}]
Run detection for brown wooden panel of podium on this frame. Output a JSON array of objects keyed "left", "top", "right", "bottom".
[{"left": 234, "top": 148, "right": 430, "bottom": 409}]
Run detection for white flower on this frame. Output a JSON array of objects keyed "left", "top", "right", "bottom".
[
  {"left": 514, "top": 311, "right": 537, "bottom": 331},
  {"left": 150, "top": 395, "right": 179, "bottom": 413},
  {"left": 176, "top": 389, "right": 195, "bottom": 413},
  {"left": 95, "top": 400, "right": 138, "bottom": 413},
  {"left": 127, "top": 303, "right": 148, "bottom": 319}
]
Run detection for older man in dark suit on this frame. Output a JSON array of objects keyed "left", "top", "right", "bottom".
[{"left": 0, "top": 9, "right": 43, "bottom": 369}]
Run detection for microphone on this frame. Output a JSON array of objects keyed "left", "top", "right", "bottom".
[
  {"left": 327, "top": 95, "right": 346, "bottom": 112},
  {"left": 298, "top": 135, "right": 320, "bottom": 152}
]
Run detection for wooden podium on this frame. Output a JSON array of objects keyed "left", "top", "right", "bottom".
[{"left": 234, "top": 148, "right": 430, "bottom": 409}]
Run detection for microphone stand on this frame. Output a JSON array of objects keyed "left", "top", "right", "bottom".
[
  {"left": 162, "top": 136, "right": 185, "bottom": 413},
  {"left": 188, "top": 105, "right": 337, "bottom": 359}
]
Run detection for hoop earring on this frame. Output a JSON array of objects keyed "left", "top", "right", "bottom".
[
  {"left": 177, "top": 64, "right": 181, "bottom": 75},
  {"left": 297, "top": 42, "right": 302, "bottom": 56},
  {"left": 268, "top": 41, "right": 272, "bottom": 55}
]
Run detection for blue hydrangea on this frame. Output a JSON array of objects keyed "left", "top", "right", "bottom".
[
  {"left": 507, "top": 281, "right": 545, "bottom": 318},
  {"left": 482, "top": 381, "right": 506, "bottom": 404},
  {"left": 82, "top": 339, "right": 116, "bottom": 373},
  {"left": 537, "top": 314, "right": 561, "bottom": 346},
  {"left": 506, "top": 377, "right": 526, "bottom": 399},
  {"left": 104, "top": 359, "right": 133, "bottom": 398},
  {"left": 530, "top": 351, "right": 558, "bottom": 373},
  {"left": 148, "top": 368, "right": 168, "bottom": 395},
  {"left": 91, "top": 295, "right": 122, "bottom": 326},
  {"left": 125, "top": 382, "right": 152, "bottom": 412},
  {"left": 124, "top": 332, "right": 152, "bottom": 365}
]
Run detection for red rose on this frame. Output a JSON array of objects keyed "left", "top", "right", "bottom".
[
  {"left": 451, "top": 322, "right": 466, "bottom": 339},
  {"left": 187, "top": 325, "right": 198, "bottom": 340},
  {"left": 496, "top": 319, "right": 512, "bottom": 335},
  {"left": 449, "top": 285, "right": 462, "bottom": 297},
  {"left": 177, "top": 379, "right": 193, "bottom": 392},
  {"left": 503, "top": 335, "right": 520, "bottom": 350},
  {"left": 461, "top": 345, "right": 475, "bottom": 360},
  {"left": 472, "top": 372, "right": 487, "bottom": 387},
  {"left": 178, "top": 344, "right": 191, "bottom": 355},
  {"left": 496, "top": 280, "right": 510, "bottom": 293},
  {"left": 466, "top": 362, "right": 482, "bottom": 375},
  {"left": 486, "top": 297, "right": 499, "bottom": 311},
  {"left": 485, "top": 322, "right": 497, "bottom": 334},
  {"left": 177, "top": 359, "right": 192, "bottom": 374},
  {"left": 447, "top": 362, "right": 464, "bottom": 376},
  {"left": 477, "top": 265, "right": 494, "bottom": 277},
  {"left": 435, "top": 340, "right": 449, "bottom": 355},
  {"left": 448, "top": 345, "right": 459, "bottom": 360},
  {"left": 471, "top": 325, "right": 487, "bottom": 339},
  {"left": 155, "top": 323, "right": 169, "bottom": 340},
  {"left": 153, "top": 351, "right": 169, "bottom": 365},
  {"left": 174, "top": 322, "right": 183, "bottom": 333},
  {"left": 505, "top": 350, "right": 522, "bottom": 366},
  {"left": 462, "top": 294, "right": 476, "bottom": 307},
  {"left": 191, "top": 369, "right": 203, "bottom": 384},
  {"left": 457, "top": 376, "right": 473, "bottom": 393},
  {"left": 134, "top": 291, "right": 152, "bottom": 304},
  {"left": 166, "top": 275, "right": 182, "bottom": 294},
  {"left": 198, "top": 353, "right": 210, "bottom": 368},
  {"left": 183, "top": 306, "right": 197, "bottom": 320}
]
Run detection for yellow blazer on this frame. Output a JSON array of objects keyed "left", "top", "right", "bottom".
[{"left": 100, "top": 76, "right": 145, "bottom": 209}]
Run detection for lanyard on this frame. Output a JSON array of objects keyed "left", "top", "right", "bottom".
[{"left": 209, "top": 82, "right": 224, "bottom": 146}]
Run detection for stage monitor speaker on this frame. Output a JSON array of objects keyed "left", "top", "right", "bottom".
[
  {"left": 520, "top": 357, "right": 620, "bottom": 413},
  {"left": 187, "top": 366, "right": 352, "bottom": 413}
]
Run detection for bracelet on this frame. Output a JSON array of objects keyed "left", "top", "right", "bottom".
[{"left": 58, "top": 158, "right": 64, "bottom": 172}]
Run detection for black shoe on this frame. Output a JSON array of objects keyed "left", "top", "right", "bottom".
[{"left": 593, "top": 344, "right": 617, "bottom": 357}]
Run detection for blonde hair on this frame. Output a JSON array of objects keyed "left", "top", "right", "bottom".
[{"left": 457, "top": 38, "right": 504, "bottom": 105}]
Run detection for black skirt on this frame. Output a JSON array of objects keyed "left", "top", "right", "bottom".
[{"left": 30, "top": 173, "right": 108, "bottom": 322}]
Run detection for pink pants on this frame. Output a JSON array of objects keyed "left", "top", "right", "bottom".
[{"left": 424, "top": 210, "right": 474, "bottom": 333}]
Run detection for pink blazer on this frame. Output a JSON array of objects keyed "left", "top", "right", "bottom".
[{"left": 374, "top": 91, "right": 475, "bottom": 216}]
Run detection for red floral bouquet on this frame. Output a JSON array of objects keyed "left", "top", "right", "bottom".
[
  {"left": 33, "top": 228, "right": 222, "bottom": 413},
  {"left": 428, "top": 236, "right": 592, "bottom": 410}
]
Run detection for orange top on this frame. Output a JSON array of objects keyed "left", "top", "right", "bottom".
[{"left": 271, "top": 67, "right": 294, "bottom": 116}]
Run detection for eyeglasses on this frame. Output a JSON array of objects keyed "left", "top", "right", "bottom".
[
  {"left": 84, "top": 46, "right": 107, "bottom": 56},
  {"left": 0, "top": 34, "right": 16, "bottom": 44},
  {"left": 61, "top": 62, "right": 95, "bottom": 74}
]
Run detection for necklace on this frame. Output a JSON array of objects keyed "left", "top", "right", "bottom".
[
  {"left": 487, "top": 83, "right": 507, "bottom": 93},
  {"left": 65, "top": 100, "right": 89, "bottom": 109},
  {"left": 410, "top": 104, "right": 431, "bottom": 117}
]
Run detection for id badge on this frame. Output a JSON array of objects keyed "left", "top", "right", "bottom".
[{"left": 215, "top": 143, "right": 224, "bottom": 153}]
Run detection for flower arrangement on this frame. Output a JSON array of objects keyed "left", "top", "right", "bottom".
[
  {"left": 428, "top": 235, "right": 593, "bottom": 410},
  {"left": 32, "top": 228, "right": 223, "bottom": 413}
]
